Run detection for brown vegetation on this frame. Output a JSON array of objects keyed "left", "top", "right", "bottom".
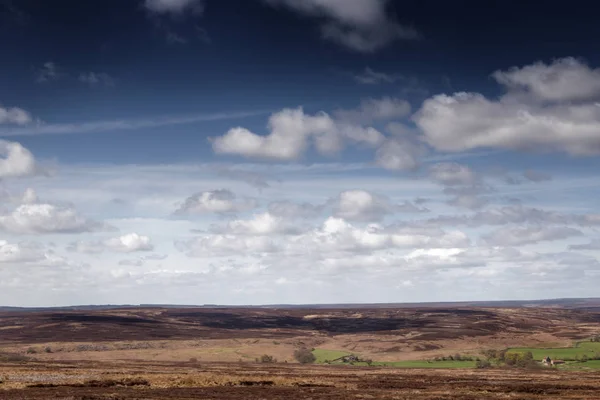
[{"left": 1, "top": 359, "right": 600, "bottom": 399}]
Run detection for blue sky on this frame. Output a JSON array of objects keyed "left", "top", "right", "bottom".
[{"left": 1, "top": 0, "right": 600, "bottom": 306}]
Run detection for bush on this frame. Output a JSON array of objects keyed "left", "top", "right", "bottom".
[
  {"left": 258, "top": 354, "right": 276, "bottom": 363},
  {"left": 293, "top": 348, "right": 316, "bottom": 364},
  {"left": 26, "top": 347, "right": 37, "bottom": 354},
  {"left": 476, "top": 359, "right": 492, "bottom": 369},
  {"left": 189, "top": 357, "right": 198, "bottom": 363},
  {"left": 44, "top": 347, "right": 52, "bottom": 354}
]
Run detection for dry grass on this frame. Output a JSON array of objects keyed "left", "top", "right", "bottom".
[{"left": 1, "top": 359, "right": 600, "bottom": 399}]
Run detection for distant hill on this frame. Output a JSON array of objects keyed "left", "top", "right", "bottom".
[{"left": 2, "top": 297, "right": 600, "bottom": 312}]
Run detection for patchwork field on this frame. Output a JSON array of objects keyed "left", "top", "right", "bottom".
[{"left": 1, "top": 305, "right": 600, "bottom": 398}]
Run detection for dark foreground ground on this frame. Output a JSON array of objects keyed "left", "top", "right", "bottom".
[{"left": 2, "top": 360, "right": 600, "bottom": 399}]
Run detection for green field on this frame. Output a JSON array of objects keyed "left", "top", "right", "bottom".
[
  {"left": 371, "top": 360, "right": 476, "bottom": 368},
  {"left": 507, "top": 341, "right": 600, "bottom": 360},
  {"left": 311, "top": 349, "right": 475, "bottom": 369},
  {"left": 311, "top": 349, "right": 353, "bottom": 363}
]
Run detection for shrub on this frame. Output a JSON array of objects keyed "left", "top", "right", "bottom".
[
  {"left": 476, "top": 359, "right": 492, "bottom": 369},
  {"left": 258, "top": 354, "right": 276, "bottom": 363},
  {"left": 26, "top": 347, "right": 37, "bottom": 354},
  {"left": 189, "top": 357, "right": 198, "bottom": 363},
  {"left": 293, "top": 348, "right": 316, "bottom": 364},
  {"left": 44, "top": 347, "right": 52, "bottom": 354}
]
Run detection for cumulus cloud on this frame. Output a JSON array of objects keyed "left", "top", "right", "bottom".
[
  {"left": 176, "top": 235, "right": 279, "bottom": 257},
  {"left": 212, "top": 212, "right": 300, "bottom": 235},
  {"left": 264, "top": 0, "right": 418, "bottom": 52},
  {"left": 0, "top": 192, "right": 109, "bottom": 234},
  {"left": 427, "top": 163, "right": 491, "bottom": 210},
  {"left": 414, "top": 58, "right": 600, "bottom": 156},
  {"left": 482, "top": 225, "right": 583, "bottom": 246},
  {"left": 144, "top": 0, "right": 204, "bottom": 14},
  {"left": 491, "top": 57, "right": 600, "bottom": 102},
  {"left": 0, "top": 140, "right": 40, "bottom": 178},
  {"left": 79, "top": 72, "right": 115, "bottom": 87},
  {"left": 331, "top": 190, "right": 422, "bottom": 222},
  {"left": 374, "top": 138, "right": 420, "bottom": 171},
  {"left": 353, "top": 67, "right": 402, "bottom": 84},
  {"left": 291, "top": 217, "right": 470, "bottom": 255},
  {"left": 69, "top": 233, "right": 154, "bottom": 254},
  {"left": 0, "top": 106, "right": 32, "bottom": 125},
  {"left": 174, "top": 189, "right": 257, "bottom": 215},
  {"left": 0, "top": 240, "right": 46, "bottom": 263},
  {"left": 212, "top": 107, "right": 384, "bottom": 160},
  {"left": 104, "top": 233, "right": 154, "bottom": 252},
  {"left": 334, "top": 97, "right": 411, "bottom": 124}
]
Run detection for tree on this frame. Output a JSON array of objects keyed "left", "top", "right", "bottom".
[
  {"left": 293, "top": 348, "right": 316, "bottom": 364},
  {"left": 476, "top": 359, "right": 492, "bottom": 369}
]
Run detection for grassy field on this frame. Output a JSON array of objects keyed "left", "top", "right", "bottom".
[
  {"left": 371, "top": 360, "right": 477, "bottom": 368},
  {"left": 311, "top": 349, "right": 353, "bottom": 363},
  {"left": 312, "top": 349, "right": 476, "bottom": 369},
  {"left": 556, "top": 360, "right": 600, "bottom": 370},
  {"left": 507, "top": 341, "right": 600, "bottom": 360}
]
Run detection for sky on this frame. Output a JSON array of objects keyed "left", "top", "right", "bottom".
[{"left": 1, "top": 0, "right": 600, "bottom": 306}]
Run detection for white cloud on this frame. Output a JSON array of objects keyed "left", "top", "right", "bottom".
[
  {"left": 483, "top": 225, "right": 583, "bottom": 246},
  {"left": 0, "top": 106, "right": 32, "bottom": 125},
  {"left": 212, "top": 107, "right": 384, "bottom": 160},
  {"left": 492, "top": 57, "right": 600, "bottom": 102},
  {"left": 290, "top": 217, "right": 470, "bottom": 255},
  {"left": 176, "top": 235, "right": 279, "bottom": 257},
  {"left": 0, "top": 240, "right": 46, "bottom": 263},
  {"left": 144, "top": 0, "right": 204, "bottom": 14},
  {"left": 79, "top": 72, "right": 115, "bottom": 87},
  {"left": 174, "top": 189, "right": 257, "bottom": 215},
  {"left": 36, "top": 61, "right": 60, "bottom": 83},
  {"left": 265, "top": 0, "right": 418, "bottom": 52},
  {"left": 375, "top": 138, "right": 420, "bottom": 171},
  {"left": 353, "top": 67, "right": 401, "bottom": 84},
  {"left": 334, "top": 97, "right": 411, "bottom": 124},
  {"left": 212, "top": 212, "right": 299, "bottom": 235},
  {"left": 332, "top": 190, "right": 395, "bottom": 222},
  {"left": 0, "top": 198, "right": 109, "bottom": 234},
  {"left": 104, "top": 233, "right": 154, "bottom": 252},
  {"left": 68, "top": 233, "right": 155, "bottom": 254},
  {"left": 0, "top": 140, "right": 40, "bottom": 178},
  {"left": 414, "top": 58, "right": 600, "bottom": 156}
]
